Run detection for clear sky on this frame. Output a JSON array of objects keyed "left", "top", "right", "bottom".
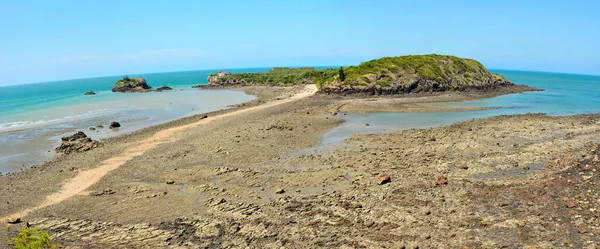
[{"left": 1, "top": 0, "right": 599, "bottom": 86}]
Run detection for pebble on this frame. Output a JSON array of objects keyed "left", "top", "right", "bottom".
[
  {"left": 435, "top": 175, "right": 448, "bottom": 185},
  {"left": 375, "top": 173, "right": 391, "bottom": 185},
  {"left": 460, "top": 162, "right": 469, "bottom": 169},
  {"left": 166, "top": 180, "right": 175, "bottom": 184},
  {"left": 424, "top": 208, "right": 431, "bottom": 215},
  {"left": 275, "top": 189, "right": 285, "bottom": 194}
]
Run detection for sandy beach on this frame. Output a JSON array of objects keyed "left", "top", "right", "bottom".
[{"left": 2, "top": 85, "right": 600, "bottom": 248}]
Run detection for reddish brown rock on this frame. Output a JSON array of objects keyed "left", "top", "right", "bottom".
[
  {"left": 375, "top": 173, "right": 391, "bottom": 185},
  {"left": 566, "top": 200, "right": 577, "bottom": 208},
  {"left": 517, "top": 220, "right": 526, "bottom": 227},
  {"left": 460, "top": 162, "right": 469, "bottom": 169},
  {"left": 435, "top": 175, "right": 448, "bottom": 185}
]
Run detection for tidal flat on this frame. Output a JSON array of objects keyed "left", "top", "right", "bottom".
[{"left": 2, "top": 84, "right": 600, "bottom": 248}]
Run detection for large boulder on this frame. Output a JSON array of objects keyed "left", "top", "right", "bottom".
[
  {"left": 112, "top": 77, "right": 152, "bottom": 92},
  {"left": 109, "top": 121, "right": 121, "bottom": 129},
  {"left": 56, "top": 131, "right": 100, "bottom": 154}
]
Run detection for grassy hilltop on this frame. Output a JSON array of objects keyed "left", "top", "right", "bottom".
[{"left": 207, "top": 54, "right": 524, "bottom": 94}]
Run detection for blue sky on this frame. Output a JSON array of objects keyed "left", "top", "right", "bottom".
[{"left": 0, "top": 0, "right": 599, "bottom": 86}]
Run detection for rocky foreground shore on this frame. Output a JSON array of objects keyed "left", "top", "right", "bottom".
[{"left": 1, "top": 86, "right": 599, "bottom": 248}]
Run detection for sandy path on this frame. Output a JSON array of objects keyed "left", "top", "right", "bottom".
[{"left": 1, "top": 85, "right": 317, "bottom": 223}]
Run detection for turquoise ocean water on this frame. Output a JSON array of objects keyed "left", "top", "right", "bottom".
[
  {"left": 0, "top": 68, "right": 269, "bottom": 173},
  {"left": 0, "top": 68, "right": 270, "bottom": 130},
  {"left": 1, "top": 68, "right": 599, "bottom": 173},
  {"left": 320, "top": 70, "right": 600, "bottom": 147}
]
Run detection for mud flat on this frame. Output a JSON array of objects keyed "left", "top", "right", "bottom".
[{"left": 2, "top": 85, "right": 599, "bottom": 248}]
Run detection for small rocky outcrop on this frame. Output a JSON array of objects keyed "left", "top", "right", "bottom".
[
  {"left": 156, "top": 86, "right": 173, "bottom": 92},
  {"left": 55, "top": 131, "right": 100, "bottom": 154},
  {"left": 207, "top": 72, "right": 232, "bottom": 86},
  {"left": 84, "top": 91, "right": 96, "bottom": 95},
  {"left": 112, "top": 77, "right": 152, "bottom": 92},
  {"left": 109, "top": 121, "right": 121, "bottom": 129}
]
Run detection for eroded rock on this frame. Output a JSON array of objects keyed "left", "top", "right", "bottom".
[
  {"left": 56, "top": 131, "right": 100, "bottom": 154},
  {"left": 112, "top": 77, "right": 152, "bottom": 92}
]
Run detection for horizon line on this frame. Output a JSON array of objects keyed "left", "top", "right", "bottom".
[{"left": 1, "top": 65, "right": 599, "bottom": 88}]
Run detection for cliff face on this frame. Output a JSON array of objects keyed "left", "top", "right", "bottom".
[
  {"left": 112, "top": 77, "right": 152, "bottom": 92},
  {"left": 204, "top": 55, "right": 536, "bottom": 95}
]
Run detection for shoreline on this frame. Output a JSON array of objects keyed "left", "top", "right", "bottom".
[
  {"left": 0, "top": 87, "right": 257, "bottom": 173},
  {"left": 0, "top": 84, "right": 319, "bottom": 224},
  {"left": 5, "top": 84, "right": 600, "bottom": 248}
]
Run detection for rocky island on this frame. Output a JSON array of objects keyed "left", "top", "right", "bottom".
[
  {"left": 112, "top": 76, "right": 151, "bottom": 92},
  {"left": 111, "top": 76, "right": 174, "bottom": 93},
  {"left": 202, "top": 54, "right": 539, "bottom": 95}
]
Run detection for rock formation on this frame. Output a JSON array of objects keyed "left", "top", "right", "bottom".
[
  {"left": 112, "top": 77, "right": 152, "bottom": 92},
  {"left": 84, "top": 91, "right": 96, "bottom": 95},
  {"left": 55, "top": 131, "right": 100, "bottom": 154},
  {"left": 109, "top": 121, "right": 121, "bottom": 129},
  {"left": 156, "top": 86, "right": 173, "bottom": 91},
  {"left": 207, "top": 72, "right": 232, "bottom": 86}
]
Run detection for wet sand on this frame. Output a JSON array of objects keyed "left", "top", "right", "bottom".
[
  {"left": 0, "top": 88, "right": 256, "bottom": 174},
  {"left": 2, "top": 85, "right": 599, "bottom": 248}
]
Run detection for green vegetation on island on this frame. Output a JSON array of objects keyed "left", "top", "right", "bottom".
[
  {"left": 206, "top": 54, "right": 528, "bottom": 94},
  {"left": 210, "top": 67, "right": 338, "bottom": 86},
  {"left": 111, "top": 76, "right": 153, "bottom": 92}
]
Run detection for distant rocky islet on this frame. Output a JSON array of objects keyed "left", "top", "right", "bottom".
[{"left": 110, "top": 76, "right": 173, "bottom": 93}]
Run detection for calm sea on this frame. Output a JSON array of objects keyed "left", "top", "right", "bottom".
[
  {"left": 320, "top": 70, "right": 600, "bottom": 147},
  {"left": 0, "top": 68, "right": 270, "bottom": 173}
]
